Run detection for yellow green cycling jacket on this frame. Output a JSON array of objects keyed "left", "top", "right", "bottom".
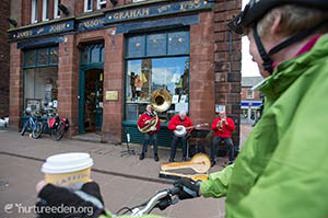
[{"left": 201, "top": 34, "right": 328, "bottom": 218}]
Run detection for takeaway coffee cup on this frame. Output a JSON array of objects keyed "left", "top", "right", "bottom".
[{"left": 41, "top": 152, "right": 93, "bottom": 189}]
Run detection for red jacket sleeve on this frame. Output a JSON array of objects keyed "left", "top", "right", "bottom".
[
  {"left": 168, "top": 116, "right": 177, "bottom": 131},
  {"left": 155, "top": 116, "right": 161, "bottom": 132},
  {"left": 225, "top": 118, "right": 235, "bottom": 131},
  {"left": 212, "top": 118, "right": 219, "bottom": 131},
  {"left": 137, "top": 114, "right": 147, "bottom": 128}
]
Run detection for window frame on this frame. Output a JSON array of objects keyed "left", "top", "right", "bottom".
[
  {"left": 124, "top": 29, "right": 190, "bottom": 122},
  {"left": 97, "top": 0, "right": 107, "bottom": 10},
  {"left": 54, "top": 0, "right": 60, "bottom": 19},
  {"left": 42, "top": 0, "right": 49, "bottom": 21},
  {"left": 84, "top": 0, "right": 93, "bottom": 12},
  {"left": 31, "top": 0, "right": 38, "bottom": 24}
]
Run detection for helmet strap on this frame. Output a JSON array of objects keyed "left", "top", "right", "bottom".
[
  {"left": 252, "top": 24, "right": 273, "bottom": 73},
  {"left": 253, "top": 19, "right": 328, "bottom": 74},
  {"left": 268, "top": 19, "right": 328, "bottom": 56}
]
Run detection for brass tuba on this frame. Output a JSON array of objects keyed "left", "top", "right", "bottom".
[
  {"left": 138, "top": 89, "right": 172, "bottom": 133},
  {"left": 137, "top": 115, "right": 159, "bottom": 133},
  {"left": 151, "top": 89, "right": 172, "bottom": 113}
]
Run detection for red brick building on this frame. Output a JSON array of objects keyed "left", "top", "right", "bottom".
[
  {"left": 0, "top": 0, "right": 10, "bottom": 117},
  {"left": 8, "top": 0, "right": 241, "bottom": 146}
]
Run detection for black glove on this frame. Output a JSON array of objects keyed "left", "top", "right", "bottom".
[
  {"left": 174, "top": 178, "right": 200, "bottom": 200},
  {"left": 36, "top": 182, "right": 105, "bottom": 218}
]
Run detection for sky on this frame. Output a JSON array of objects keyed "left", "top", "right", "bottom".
[{"left": 241, "top": 0, "right": 261, "bottom": 77}]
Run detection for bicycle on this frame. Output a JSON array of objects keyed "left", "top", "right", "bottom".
[
  {"left": 40, "top": 113, "right": 69, "bottom": 141},
  {"left": 115, "top": 186, "right": 180, "bottom": 216},
  {"left": 20, "top": 109, "right": 43, "bottom": 139},
  {"left": 47, "top": 115, "right": 70, "bottom": 141}
]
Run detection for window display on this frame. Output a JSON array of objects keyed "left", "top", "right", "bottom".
[
  {"left": 125, "top": 30, "right": 190, "bottom": 122},
  {"left": 24, "top": 67, "right": 58, "bottom": 112},
  {"left": 23, "top": 47, "right": 59, "bottom": 114}
]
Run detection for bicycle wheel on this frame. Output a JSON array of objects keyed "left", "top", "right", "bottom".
[
  {"left": 51, "top": 123, "right": 65, "bottom": 141},
  {"left": 32, "top": 121, "right": 43, "bottom": 139}
]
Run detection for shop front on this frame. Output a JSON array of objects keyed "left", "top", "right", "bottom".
[{"left": 9, "top": 0, "right": 218, "bottom": 146}]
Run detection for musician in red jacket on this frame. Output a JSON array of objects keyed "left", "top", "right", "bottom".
[
  {"left": 137, "top": 105, "right": 160, "bottom": 161},
  {"left": 168, "top": 110, "right": 193, "bottom": 162},
  {"left": 211, "top": 111, "right": 235, "bottom": 166}
]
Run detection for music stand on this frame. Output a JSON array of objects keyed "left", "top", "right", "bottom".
[{"left": 120, "top": 129, "right": 136, "bottom": 157}]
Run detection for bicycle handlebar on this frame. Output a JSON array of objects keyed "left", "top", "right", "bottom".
[{"left": 118, "top": 186, "right": 180, "bottom": 216}]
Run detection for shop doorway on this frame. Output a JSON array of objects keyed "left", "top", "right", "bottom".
[
  {"left": 78, "top": 43, "right": 104, "bottom": 134},
  {"left": 83, "top": 69, "right": 103, "bottom": 133}
]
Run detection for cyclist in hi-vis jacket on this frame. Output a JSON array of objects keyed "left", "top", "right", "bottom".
[{"left": 35, "top": 0, "right": 328, "bottom": 217}]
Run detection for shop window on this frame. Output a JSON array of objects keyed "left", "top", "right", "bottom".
[
  {"left": 97, "top": 0, "right": 107, "bottom": 9},
  {"left": 24, "top": 50, "right": 37, "bottom": 68},
  {"left": 54, "top": 0, "right": 61, "bottom": 19},
  {"left": 84, "top": 0, "right": 93, "bottom": 12},
  {"left": 42, "top": 0, "right": 49, "bottom": 21},
  {"left": 127, "top": 36, "right": 146, "bottom": 58},
  {"left": 49, "top": 47, "right": 58, "bottom": 65},
  {"left": 37, "top": 48, "right": 48, "bottom": 66},
  {"left": 24, "top": 68, "right": 58, "bottom": 112},
  {"left": 125, "top": 30, "right": 190, "bottom": 122},
  {"left": 31, "top": 0, "right": 38, "bottom": 24},
  {"left": 80, "top": 44, "right": 104, "bottom": 65},
  {"left": 91, "top": 46, "right": 101, "bottom": 63},
  {"left": 24, "top": 47, "right": 59, "bottom": 68},
  {"left": 168, "top": 31, "right": 190, "bottom": 55},
  {"left": 23, "top": 47, "right": 59, "bottom": 113},
  {"left": 146, "top": 33, "right": 166, "bottom": 57}
]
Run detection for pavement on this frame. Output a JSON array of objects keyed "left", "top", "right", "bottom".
[{"left": 0, "top": 124, "right": 253, "bottom": 218}]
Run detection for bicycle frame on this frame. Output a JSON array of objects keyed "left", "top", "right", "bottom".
[{"left": 117, "top": 187, "right": 180, "bottom": 217}]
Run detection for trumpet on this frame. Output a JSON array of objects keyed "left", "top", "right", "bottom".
[{"left": 217, "top": 119, "right": 226, "bottom": 131}]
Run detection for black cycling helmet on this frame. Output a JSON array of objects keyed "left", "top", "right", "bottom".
[
  {"left": 228, "top": 0, "right": 328, "bottom": 35},
  {"left": 228, "top": 0, "right": 328, "bottom": 73}
]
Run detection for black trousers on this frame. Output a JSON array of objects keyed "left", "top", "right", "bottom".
[
  {"left": 211, "top": 136, "right": 234, "bottom": 162},
  {"left": 169, "top": 135, "right": 187, "bottom": 161},
  {"left": 141, "top": 133, "right": 158, "bottom": 155}
]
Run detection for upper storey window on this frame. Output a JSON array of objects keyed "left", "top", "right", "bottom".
[
  {"left": 42, "top": 0, "right": 49, "bottom": 21},
  {"left": 54, "top": 0, "right": 61, "bottom": 19},
  {"left": 84, "top": 0, "right": 93, "bottom": 12},
  {"left": 31, "top": 0, "right": 38, "bottom": 23},
  {"left": 97, "top": 0, "right": 107, "bottom": 10}
]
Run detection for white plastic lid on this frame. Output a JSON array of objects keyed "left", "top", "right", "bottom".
[{"left": 42, "top": 152, "right": 93, "bottom": 174}]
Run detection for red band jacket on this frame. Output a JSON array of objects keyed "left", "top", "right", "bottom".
[
  {"left": 168, "top": 114, "right": 193, "bottom": 131},
  {"left": 211, "top": 117, "right": 235, "bottom": 138},
  {"left": 137, "top": 112, "right": 160, "bottom": 135}
]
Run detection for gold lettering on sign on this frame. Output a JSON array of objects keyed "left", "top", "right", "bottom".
[
  {"left": 113, "top": 8, "right": 150, "bottom": 20},
  {"left": 49, "top": 23, "right": 67, "bottom": 33},
  {"left": 17, "top": 30, "right": 33, "bottom": 39},
  {"left": 180, "top": 0, "right": 202, "bottom": 11},
  {"left": 83, "top": 19, "right": 103, "bottom": 28},
  {"left": 157, "top": 5, "right": 171, "bottom": 13}
]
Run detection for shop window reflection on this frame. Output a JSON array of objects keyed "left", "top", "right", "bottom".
[{"left": 125, "top": 57, "right": 189, "bottom": 122}]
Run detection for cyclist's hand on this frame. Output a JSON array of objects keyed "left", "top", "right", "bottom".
[
  {"left": 35, "top": 181, "right": 105, "bottom": 218},
  {"left": 174, "top": 178, "right": 200, "bottom": 200}
]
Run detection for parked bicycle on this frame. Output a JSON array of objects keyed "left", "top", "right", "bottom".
[
  {"left": 20, "top": 108, "right": 43, "bottom": 139},
  {"left": 39, "top": 107, "right": 70, "bottom": 141}
]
